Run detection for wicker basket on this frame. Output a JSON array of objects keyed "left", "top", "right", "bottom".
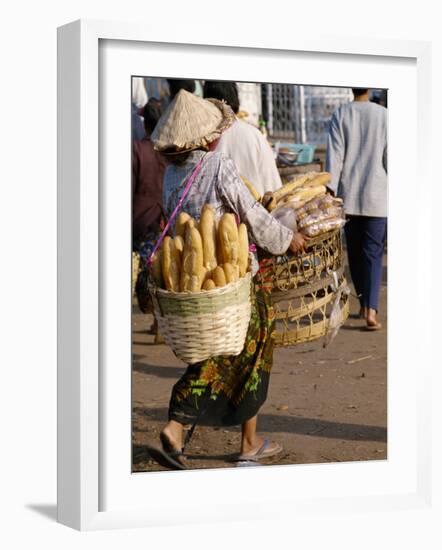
[
  {"left": 259, "top": 230, "right": 344, "bottom": 293},
  {"left": 258, "top": 229, "right": 349, "bottom": 347},
  {"left": 150, "top": 272, "right": 252, "bottom": 364},
  {"left": 271, "top": 269, "right": 350, "bottom": 346}
]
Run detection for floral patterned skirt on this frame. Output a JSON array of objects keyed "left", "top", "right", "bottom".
[{"left": 168, "top": 281, "right": 275, "bottom": 427}]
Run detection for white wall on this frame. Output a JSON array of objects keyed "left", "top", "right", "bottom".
[{"left": 1, "top": 1, "right": 441, "bottom": 548}]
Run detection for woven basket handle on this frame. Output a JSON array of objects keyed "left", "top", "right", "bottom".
[{"left": 147, "top": 155, "right": 205, "bottom": 267}]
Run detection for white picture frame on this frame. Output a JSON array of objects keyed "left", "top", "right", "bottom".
[{"left": 57, "top": 19, "right": 433, "bottom": 531}]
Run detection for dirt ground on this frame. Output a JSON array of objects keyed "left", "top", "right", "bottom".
[{"left": 132, "top": 264, "right": 387, "bottom": 472}]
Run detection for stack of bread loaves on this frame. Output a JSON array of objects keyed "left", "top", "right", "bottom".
[
  {"left": 150, "top": 205, "right": 250, "bottom": 293},
  {"left": 262, "top": 172, "right": 346, "bottom": 238}
]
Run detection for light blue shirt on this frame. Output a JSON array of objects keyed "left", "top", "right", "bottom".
[{"left": 326, "top": 101, "right": 387, "bottom": 217}]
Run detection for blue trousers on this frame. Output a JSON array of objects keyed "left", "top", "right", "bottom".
[{"left": 344, "top": 216, "right": 387, "bottom": 311}]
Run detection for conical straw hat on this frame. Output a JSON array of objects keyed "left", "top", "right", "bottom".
[{"left": 151, "top": 89, "right": 235, "bottom": 153}]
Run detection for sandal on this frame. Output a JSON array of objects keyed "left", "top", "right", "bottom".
[
  {"left": 144, "top": 432, "right": 187, "bottom": 470},
  {"left": 145, "top": 444, "right": 187, "bottom": 470},
  {"left": 237, "top": 439, "right": 283, "bottom": 462}
]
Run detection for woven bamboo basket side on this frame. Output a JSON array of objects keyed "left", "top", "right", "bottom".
[
  {"left": 272, "top": 273, "right": 350, "bottom": 347},
  {"left": 156, "top": 302, "right": 251, "bottom": 364},
  {"left": 155, "top": 273, "right": 251, "bottom": 317},
  {"left": 259, "top": 229, "right": 343, "bottom": 293},
  {"left": 273, "top": 299, "right": 350, "bottom": 347},
  {"left": 151, "top": 272, "right": 252, "bottom": 364}
]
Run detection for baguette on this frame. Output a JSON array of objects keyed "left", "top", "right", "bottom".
[
  {"left": 213, "top": 265, "right": 227, "bottom": 287},
  {"left": 238, "top": 223, "right": 249, "bottom": 277},
  {"left": 188, "top": 275, "right": 203, "bottom": 293},
  {"left": 302, "top": 172, "right": 331, "bottom": 188},
  {"left": 290, "top": 185, "right": 326, "bottom": 203},
  {"left": 173, "top": 235, "right": 184, "bottom": 267},
  {"left": 202, "top": 278, "right": 216, "bottom": 291},
  {"left": 271, "top": 175, "right": 310, "bottom": 203},
  {"left": 223, "top": 262, "right": 238, "bottom": 284},
  {"left": 218, "top": 213, "right": 239, "bottom": 265},
  {"left": 199, "top": 204, "right": 218, "bottom": 271},
  {"left": 240, "top": 176, "right": 261, "bottom": 202},
  {"left": 175, "top": 212, "right": 191, "bottom": 238},
  {"left": 161, "top": 237, "right": 181, "bottom": 292},
  {"left": 180, "top": 224, "right": 204, "bottom": 292}
]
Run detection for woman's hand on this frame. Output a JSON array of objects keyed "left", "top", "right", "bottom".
[{"left": 289, "top": 232, "right": 305, "bottom": 255}]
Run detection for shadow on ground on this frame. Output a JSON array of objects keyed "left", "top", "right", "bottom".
[
  {"left": 133, "top": 362, "right": 186, "bottom": 379},
  {"left": 134, "top": 406, "right": 386, "bottom": 443}
]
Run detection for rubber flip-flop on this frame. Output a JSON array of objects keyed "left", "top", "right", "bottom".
[
  {"left": 237, "top": 439, "right": 283, "bottom": 462},
  {"left": 161, "top": 432, "right": 187, "bottom": 464},
  {"left": 145, "top": 444, "right": 187, "bottom": 470}
]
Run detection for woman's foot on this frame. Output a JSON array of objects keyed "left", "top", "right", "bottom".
[
  {"left": 144, "top": 421, "right": 186, "bottom": 470},
  {"left": 160, "top": 421, "right": 186, "bottom": 465},
  {"left": 366, "top": 308, "right": 382, "bottom": 330},
  {"left": 239, "top": 437, "right": 283, "bottom": 461}
]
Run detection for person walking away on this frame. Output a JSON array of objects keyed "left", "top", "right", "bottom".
[
  {"left": 326, "top": 88, "right": 387, "bottom": 330},
  {"left": 203, "top": 81, "right": 282, "bottom": 196},
  {"left": 146, "top": 90, "right": 305, "bottom": 469},
  {"left": 132, "top": 99, "right": 167, "bottom": 321}
]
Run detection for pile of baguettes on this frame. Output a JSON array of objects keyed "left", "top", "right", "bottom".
[
  {"left": 262, "top": 171, "right": 345, "bottom": 237},
  {"left": 151, "top": 205, "right": 249, "bottom": 293}
]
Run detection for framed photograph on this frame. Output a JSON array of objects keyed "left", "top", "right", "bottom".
[{"left": 57, "top": 19, "right": 432, "bottom": 530}]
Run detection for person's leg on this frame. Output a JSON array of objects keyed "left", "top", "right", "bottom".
[
  {"left": 240, "top": 415, "right": 281, "bottom": 458},
  {"left": 344, "top": 216, "right": 365, "bottom": 313},
  {"left": 361, "top": 217, "right": 387, "bottom": 327},
  {"left": 241, "top": 415, "right": 261, "bottom": 454},
  {"left": 161, "top": 420, "right": 184, "bottom": 452}
]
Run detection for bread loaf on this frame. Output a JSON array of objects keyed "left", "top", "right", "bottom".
[
  {"left": 241, "top": 176, "right": 261, "bottom": 202},
  {"left": 180, "top": 223, "right": 204, "bottom": 292},
  {"left": 291, "top": 185, "right": 326, "bottom": 203},
  {"left": 303, "top": 172, "right": 331, "bottom": 188},
  {"left": 188, "top": 275, "right": 203, "bottom": 293},
  {"left": 200, "top": 204, "right": 218, "bottom": 271},
  {"left": 162, "top": 236, "right": 181, "bottom": 292},
  {"left": 173, "top": 235, "right": 184, "bottom": 268},
  {"left": 271, "top": 175, "right": 310, "bottom": 203},
  {"left": 174, "top": 235, "right": 184, "bottom": 254},
  {"left": 223, "top": 262, "right": 238, "bottom": 284},
  {"left": 218, "top": 213, "right": 239, "bottom": 265},
  {"left": 202, "top": 278, "right": 216, "bottom": 291},
  {"left": 213, "top": 265, "right": 227, "bottom": 287},
  {"left": 175, "top": 212, "right": 191, "bottom": 238},
  {"left": 238, "top": 223, "right": 249, "bottom": 277}
]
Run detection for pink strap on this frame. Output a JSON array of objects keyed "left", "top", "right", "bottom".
[{"left": 147, "top": 156, "right": 205, "bottom": 266}]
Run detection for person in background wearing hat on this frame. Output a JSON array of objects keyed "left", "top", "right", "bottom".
[
  {"left": 203, "top": 81, "right": 282, "bottom": 196},
  {"left": 132, "top": 99, "right": 167, "bottom": 326},
  {"left": 146, "top": 90, "right": 305, "bottom": 470},
  {"left": 326, "top": 88, "right": 387, "bottom": 330},
  {"left": 167, "top": 78, "right": 196, "bottom": 101}
]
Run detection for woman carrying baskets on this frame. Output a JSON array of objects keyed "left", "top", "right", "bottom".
[{"left": 146, "top": 90, "right": 305, "bottom": 470}]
